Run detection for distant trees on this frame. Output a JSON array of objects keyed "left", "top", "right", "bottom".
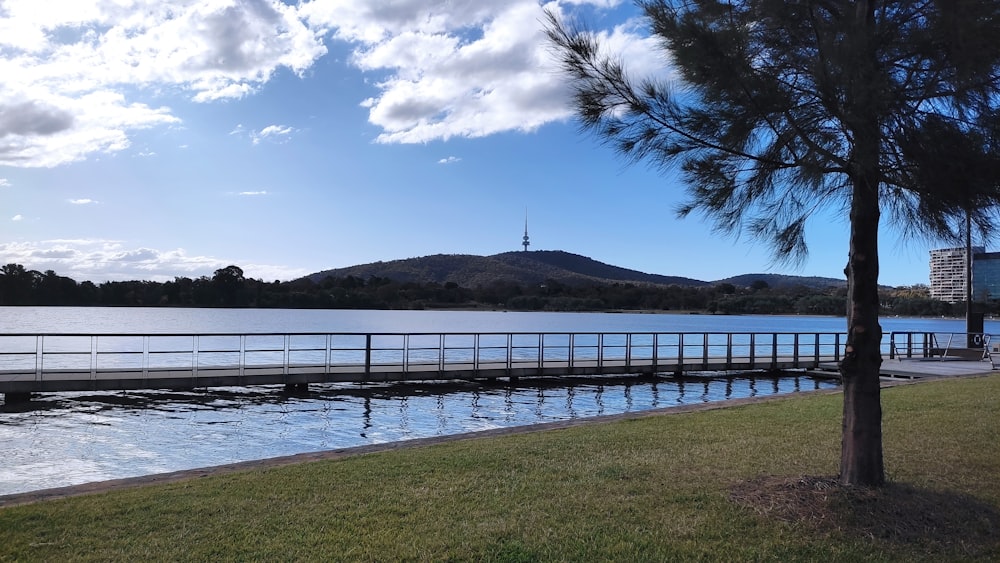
[
  {"left": 0, "top": 262, "right": 983, "bottom": 317},
  {"left": 212, "top": 265, "right": 248, "bottom": 307},
  {"left": 0, "top": 264, "right": 36, "bottom": 305}
]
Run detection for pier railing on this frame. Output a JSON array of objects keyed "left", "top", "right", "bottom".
[
  {"left": 888, "top": 331, "right": 991, "bottom": 360},
  {"left": 0, "top": 330, "right": 850, "bottom": 392},
  {"left": 2, "top": 329, "right": 990, "bottom": 386}
]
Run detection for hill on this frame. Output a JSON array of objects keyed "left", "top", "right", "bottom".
[
  {"left": 716, "top": 273, "right": 847, "bottom": 290},
  {"left": 306, "top": 251, "right": 707, "bottom": 288},
  {"left": 305, "top": 251, "right": 846, "bottom": 290}
]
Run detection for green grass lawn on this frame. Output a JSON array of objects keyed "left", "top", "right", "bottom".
[{"left": 1, "top": 375, "right": 998, "bottom": 561}]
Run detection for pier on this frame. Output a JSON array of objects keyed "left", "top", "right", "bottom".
[{"left": 0, "top": 330, "right": 994, "bottom": 402}]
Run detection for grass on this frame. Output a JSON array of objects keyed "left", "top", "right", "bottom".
[{"left": 1, "top": 375, "right": 998, "bottom": 561}]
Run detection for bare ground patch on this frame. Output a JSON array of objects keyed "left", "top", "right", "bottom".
[{"left": 730, "top": 475, "right": 1000, "bottom": 558}]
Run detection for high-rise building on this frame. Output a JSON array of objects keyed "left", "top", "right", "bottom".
[
  {"left": 930, "top": 246, "right": 984, "bottom": 303},
  {"left": 972, "top": 251, "right": 1000, "bottom": 301}
]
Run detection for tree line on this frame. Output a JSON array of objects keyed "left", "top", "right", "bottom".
[{"left": 0, "top": 263, "right": 979, "bottom": 317}]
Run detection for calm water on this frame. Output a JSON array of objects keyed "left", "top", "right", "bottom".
[{"left": 0, "top": 308, "right": 985, "bottom": 496}]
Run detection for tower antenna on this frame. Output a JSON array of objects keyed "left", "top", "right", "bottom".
[{"left": 522, "top": 209, "right": 530, "bottom": 252}]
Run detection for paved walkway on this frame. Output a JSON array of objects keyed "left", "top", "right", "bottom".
[
  {"left": 879, "top": 358, "right": 996, "bottom": 379},
  {"left": 811, "top": 358, "right": 996, "bottom": 379}
]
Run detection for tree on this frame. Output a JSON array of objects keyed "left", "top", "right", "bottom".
[
  {"left": 0, "top": 263, "right": 40, "bottom": 305},
  {"left": 212, "top": 265, "right": 247, "bottom": 307},
  {"left": 547, "top": 1, "right": 1000, "bottom": 486}
]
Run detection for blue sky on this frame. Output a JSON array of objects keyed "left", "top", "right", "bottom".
[{"left": 0, "top": 0, "right": 942, "bottom": 286}]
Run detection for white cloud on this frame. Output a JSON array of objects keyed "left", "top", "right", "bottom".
[
  {"left": 304, "top": 0, "right": 657, "bottom": 144},
  {"left": 251, "top": 124, "right": 294, "bottom": 145},
  {"left": 0, "top": 0, "right": 327, "bottom": 167},
  {"left": 0, "top": 239, "right": 308, "bottom": 282},
  {"left": 11, "top": 214, "right": 23, "bottom": 221},
  {"left": 438, "top": 156, "right": 461, "bottom": 164},
  {"left": 238, "top": 190, "right": 268, "bottom": 196},
  {"left": 0, "top": 1, "right": 655, "bottom": 165},
  {"left": 349, "top": 2, "right": 573, "bottom": 143},
  {"left": 0, "top": 179, "right": 10, "bottom": 187},
  {"left": 68, "top": 198, "right": 97, "bottom": 205}
]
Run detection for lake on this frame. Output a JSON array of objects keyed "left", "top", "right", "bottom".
[
  {"left": 2, "top": 306, "right": 989, "bottom": 334},
  {"left": 0, "top": 308, "right": 987, "bottom": 496}
]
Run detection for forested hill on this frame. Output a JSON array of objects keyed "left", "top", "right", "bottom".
[
  {"left": 715, "top": 273, "right": 847, "bottom": 289},
  {"left": 305, "top": 250, "right": 844, "bottom": 289},
  {"left": 306, "top": 251, "right": 707, "bottom": 288}
]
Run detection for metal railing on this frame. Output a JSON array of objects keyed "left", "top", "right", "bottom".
[
  {"left": 888, "top": 331, "right": 991, "bottom": 360},
  {"left": 0, "top": 331, "right": 851, "bottom": 384}
]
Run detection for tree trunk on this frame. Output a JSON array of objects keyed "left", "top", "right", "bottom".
[
  {"left": 839, "top": 172, "right": 885, "bottom": 488},
  {"left": 838, "top": 0, "right": 885, "bottom": 488}
]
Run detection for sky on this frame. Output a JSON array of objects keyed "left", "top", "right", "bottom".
[{"left": 0, "top": 0, "right": 948, "bottom": 287}]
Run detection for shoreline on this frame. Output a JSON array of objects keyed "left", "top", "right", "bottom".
[
  {"left": 2, "top": 372, "right": 988, "bottom": 510},
  {"left": 0, "top": 386, "right": 846, "bottom": 509}
]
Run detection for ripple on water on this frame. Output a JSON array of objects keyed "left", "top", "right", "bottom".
[{"left": 0, "top": 374, "right": 838, "bottom": 495}]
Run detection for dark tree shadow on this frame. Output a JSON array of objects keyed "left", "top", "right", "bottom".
[{"left": 731, "top": 475, "right": 1000, "bottom": 558}]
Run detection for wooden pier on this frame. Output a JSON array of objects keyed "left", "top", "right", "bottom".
[{"left": 0, "top": 330, "right": 994, "bottom": 402}]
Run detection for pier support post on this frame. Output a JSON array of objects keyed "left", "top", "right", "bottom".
[{"left": 3, "top": 392, "right": 31, "bottom": 405}]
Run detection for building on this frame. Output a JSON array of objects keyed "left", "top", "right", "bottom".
[
  {"left": 929, "top": 246, "right": 984, "bottom": 303},
  {"left": 972, "top": 251, "right": 1000, "bottom": 302}
]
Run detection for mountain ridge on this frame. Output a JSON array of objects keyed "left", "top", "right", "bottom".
[{"left": 305, "top": 251, "right": 848, "bottom": 290}]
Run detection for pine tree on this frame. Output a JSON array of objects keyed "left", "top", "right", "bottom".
[{"left": 548, "top": 0, "right": 1000, "bottom": 486}]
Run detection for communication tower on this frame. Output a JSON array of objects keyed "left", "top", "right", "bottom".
[{"left": 522, "top": 211, "right": 530, "bottom": 252}]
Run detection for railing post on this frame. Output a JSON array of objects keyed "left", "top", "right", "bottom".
[
  {"left": 474, "top": 333, "right": 480, "bottom": 372},
  {"left": 283, "top": 334, "right": 290, "bottom": 376},
  {"left": 324, "top": 334, "right": 331, "bottom": 374},
  {"left": 626, "top": 333, "right": 632, "bottom": 370},
  {"left": 814, "top": 334, "right": 820, "bottom": 365},
  {"left": 889, "top": 332, "right": 896, "bottom": 359},
  {"left": 771, "top": 333, "right": 778, "bottom": 369},
  {"left": 653, "top": 333, "right": 659, "bottom": 372},
  {"left": 403, "top": 334, "right": 410, "bottom": 372},
  {"left": 749, "top": 333, "right": 756, "bottom": 368},
  {"left": 678, "top": 333, "right": 685, "bottom": 369},
  {"left": 365, "top": 334, "right": 372, "bottom": 376},
  {"left": 793, "top": 333, "right": 799, "bottom": 365},
  {"left": 568, "top": 333, "right": 574, "bottom": 369},
  {"left": 192, "top": 335, "right": 199, "bottom": 379},
  {"left": 35, "top": 335, "right": 43, "bottom": 381},
  {"left": 835, "top": 333, "right": 841, "bottom": 362},
  {"left": 538, "top": 333, "right": 544, "bottom": 371},
  {"left": 598, "top": 333, "right": 604, "bottom": 367},
  {"left": 726, "top": 333, "right": 733, "bottom": 369},
  {"left": 702, "top": 332, "right": 709, "bottom": 370},
  {"left": 439, "top": 334, "right": 445, "bottom": 371},
  {"left": 506, "top": 333, "right": 512, "bottom": 371},
  {"left": 143, "top": 335, "right": 149, "bottom": 378},
  {"left": 91, "top": 335, "right": 98, "bottom": 379}
]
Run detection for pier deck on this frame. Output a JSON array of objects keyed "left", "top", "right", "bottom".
[
  {"left": 1, "top": 330, "right": 994, "bottom": 401},
  {"left": 0, "top": 355, "right": 845, "bottom": 395}
]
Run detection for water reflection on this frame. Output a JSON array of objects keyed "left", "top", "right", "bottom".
[{"left": 0, "top": 373, "right": 838, "bottom": 496}]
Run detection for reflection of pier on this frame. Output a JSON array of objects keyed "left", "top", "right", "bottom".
[{"left": 0, "top": 330, "right": 989, "bottom": 402}]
